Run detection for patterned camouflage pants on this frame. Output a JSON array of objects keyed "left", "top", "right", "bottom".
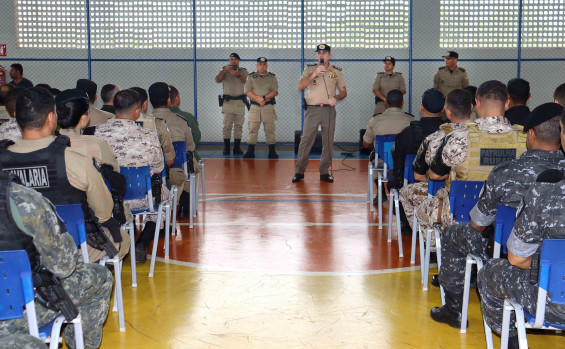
[
  {"left": 0, "top": 334, "right": 46, "bottom": 349},
  {"left": 0, "top": 262, "right": 112, "bottom": 349},
  {"left": 438, "top": 223, "right": 489, "bottom": 294},
  {"left": 398, "top": 182, "right": 429, "bottom": 229},
  {"left": 477, "top": 258, "right": 565, "bottom": 336}
]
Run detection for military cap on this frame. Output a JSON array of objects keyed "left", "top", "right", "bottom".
[
  {"left": 442, "top": 51, "right": 459, "bottom": 59},
  {"left": 230, "top": 52, "right": 241, "bottom": 60},
  {"left": 76, "top": 79, "right": 97, "bottom": 100},
  {"left": 55, "top": 88, "right": 89, "bottom": 104},
  {"left": 148, "top": 82, "right": 170, "bottom": 100},
  {"left": 524, "top": 102, "right": 564, "bottom": 132},
  {"left": 421, "top": 88, "right": 446, "bottom": 114},
  {"left": 383, "top": 56, "right": 396, "bottom": 65},
  {"left": 315, "top": 44, "right": 331, "bottom": 52},
  {"left": 257, "top": 57, "right": 268, "bottom": 63}
]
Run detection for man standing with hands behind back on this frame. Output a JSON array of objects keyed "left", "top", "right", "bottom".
[{"left": 293, "top": 44, "right": 347, "bottom": 183}]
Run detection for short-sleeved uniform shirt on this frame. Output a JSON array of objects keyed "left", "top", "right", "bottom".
[
  {"left": 433, "top": 66, "right": 469, "bottom": 97},
  {"left": 245, "top": 72, "right": 279, "bottom": 122},
  {"left": 362, "top": 107, "right": 413, "bottom": 144},
  {"left": 301, "top": 63, "right": 346, "bottom": 105},
  {"left": 219, "top": 67, "right": 249, "bottom": 115},
  {"left": 372, "top": 72, "right": 405, "bottom": 100}
]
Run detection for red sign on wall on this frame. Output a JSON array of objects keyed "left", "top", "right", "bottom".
[{"left": 0, "top": 45, "right": 6, "bottom": 56}]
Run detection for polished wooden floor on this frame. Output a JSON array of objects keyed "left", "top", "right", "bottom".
[{"left": 95, "top": 150, "right": 562, "bottom": 348}]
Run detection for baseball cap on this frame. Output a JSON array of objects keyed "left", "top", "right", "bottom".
[
  {"left": 230, "top": 53, "right": 241, "bottom": 60},
  {"left": 257, "top": 57, "right": 268, "bottom": 63},
  {"left": 383, "top": 56, "right": 396, "bottom": 65},
  {"left": 315, "top": 44, "right": 331, "bottom": 52},
  {"left": 442, "top": 51, "right": 459, "bottom": 59}
]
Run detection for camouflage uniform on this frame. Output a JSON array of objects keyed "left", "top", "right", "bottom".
[
  {"left": 0, "top": 334, "right": 48, "bottom": 349},
  {"left": 0, "top": 183, "right": 113, "bottom": 349},
  {"left": 0, "top": 118, "right": 21, "bottom": 142},
  {"left": 94, "top": 118, "right": 169, "bottom": 226},
  {"left": 478, "top": 177, "right": 565, "bottom": 336},
  {"left": 0, "top": 106, "right": 10, "bottom": 120},
  {"left": 439, "top": 150, "right": 565, "bottom": 294}
]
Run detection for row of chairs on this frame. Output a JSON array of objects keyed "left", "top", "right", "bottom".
[{"left": 366, "top": 136, "right": 565, "bottom": 348}]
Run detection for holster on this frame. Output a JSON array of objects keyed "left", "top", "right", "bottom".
[
  {"left": 187, "top": 151, "right": 195, "bottom": 174},
  {"left": 375, "top": 96, "right": 383, "bottom": 104},
  {"left": 32, "top": 266, "right": 79, "bottom": 321},
  {"left": 302, "top": 98, "right": 308, "bottom": 110},
  {"left": 111, "top": 193, "right": 127, "bottom": 225},
  {"left": 530, "top": 250, "right": 540, "bottom": 285},
  {"left": 151, "top": 173, "right": 162, "bottom": 206},
  {"left": 218, "top": 95, "right": 224, "bottom": 107},
  {"left": 85, "top": 211, "right": 118, "bottom": 258}
]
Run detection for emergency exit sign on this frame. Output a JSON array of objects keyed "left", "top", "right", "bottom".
[{"left": 0, "top": 45, "right": 6, "bottom": 56}]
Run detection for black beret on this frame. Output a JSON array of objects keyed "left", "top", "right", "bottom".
[
  {"left": 230, "top": 52, "right": 241, "bottom": 60},
  {"left": 422, "top": 88, "right": 446, "bottom": 114},
  {"left": 524, "top": 102, "right": 563, "bottom": 132},
  {"left": 55, "top": 88, "right": 89, "bottom": 104},
  {"left": 76, "top": 79, "right": 97, "bottom": 100},
  {"left": 148, "top": 82, "right": 170, "bottom": 100}
]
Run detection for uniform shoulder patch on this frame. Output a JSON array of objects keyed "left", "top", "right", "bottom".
[
  {"left": 536, "top": 168, "right": 565, "bottom": 183},
  {"left": 307, "top": 63, "right": 317, "bottom": 67},
  {"left": 396, "top": 72, "right": 403, "bottom": 75},
  {"left": 268, "top": 72, "right": 276, "bottom": 76},
  {"left": 249, "top": 72, "right": 256, "bottom": 75},
  {"left": 458, "top": 67, "right": 466, "bottom": 72},
  {"left": 405, "top": 112, "right": 415, "bottom": 117},
  {"left": 332, "top": 65, "right": 342, "bottom": 71},
  {"left": 377, "top": 72, "right": 385, "bottom": 75}
]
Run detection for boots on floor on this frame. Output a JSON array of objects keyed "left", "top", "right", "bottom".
[
  {"left": 268, "top": 144, "right": 279, "bottom": 159},
  {"left": 136, "top": 221, "right": 157, "bottom": 263},
  {"left": 177, "top": 190, "right": 191, "bottom": 219},
  {"left": 233, "top": 139, "right": 243, "bottom": 155},
  {"left": 223, "top": 139, "right": 230, "bottom": 155},
  {"left": 430, "top": 291, "right": 468, "bottom": 329},
  {"left": 243, "top": 144, "right": 255, "bottom": 158}
]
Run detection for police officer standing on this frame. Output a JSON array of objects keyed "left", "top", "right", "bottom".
[
  {"left": 243, "top": 57, "right": 279, "bottom": 159},
  {"left": 372, "top": 56, "right": 406, "bottom": 115},
  {"left": 293, "top": 44, "right": 347, "bottom": 183},
  {"left": 215, "top": 53, "right": 249, "bottom": 155},
  {"left": 433, "top": 51, "right": 469, "bottom": 97}
]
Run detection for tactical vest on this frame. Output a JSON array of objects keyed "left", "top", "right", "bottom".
[
  {"left": 451, "top": 123, "right": 527, "bottom": 181},
  {"left": 0, "top": 135, "right": 88, "bottom": 209},
  {"left": 439, "top": 122, "right": 453, "bottom": 135},
  {"left": 0, "top": 172, "right": 41, "bottom": 271}
]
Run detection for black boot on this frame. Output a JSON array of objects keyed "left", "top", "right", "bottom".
[
  {"left": 243, "top": 144, "right": 255, "bottom": 158},
  {"left": 268, "top": 144, "right": 279, "bottom": 159},
  {"left": 223, "top": 139, "right": 230, "bottom": 155},
  {"left": 233, "top": 139, "right": 243, "bottom": 155},
  {"left": 372, "top": 181, "right": 388, "bottom": 205},
  {"left": 430, "top": 291, "right": 468, "bottom": 329},
  {"left": 507, "top": 335, "right": 520, "bottom": 349},
  {"left": 177, "top": 190, "right": 191, "bottom": 219},
  {"left": 136, "top": 221, "right": 157, "bottom": 263}
]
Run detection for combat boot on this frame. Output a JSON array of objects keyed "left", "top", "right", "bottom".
[
  {"left": 268, "top": 144, "right": 279, "bottom": 159},
  {"left": 223, "top": 139, "right": 230, "bottom": 155},
  {"left": 233, "top": 139, "right": 243, "bottom": 155},
  {"left": 243, "top": 144, "right": 255, "bottom": 158},
  {"left": 177, "top": 190, "right": 191, "bottom": 219},
  {"left": 430, "top": 290, "right": 468, "bottom": 329}
]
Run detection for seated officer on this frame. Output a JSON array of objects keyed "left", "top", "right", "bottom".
[
  {"left": 76, "top": 79, "right": 113, "bottom": 127},
  {"left": 0, "top": 87, "right": 26, "bottom": 142},
  {"left": 504, "top": 78, "right": 531, "bottom": 127},
  {"left": 362, "top": 89, "right": 413, "bottom": 146},
  {"left": 0, "top": 142, "right": 112, "bottom": 349},
  {"left": 93, "top": 89, "right": 168, "bottom": 263},
  {"left": 0, "top": 87, "right": 129, "bottom": 264},
  {"left": 169, "top": 85, "right": 202, "bottom": 161},
  {"left": 431, "top": 103, "right": 565, "bottom": 330},
  {"left": 477, "top": 114, "right": 565, "bottom": 347},
  {"left": 55, "top": 88, "right": 131, "bottom": 262}
]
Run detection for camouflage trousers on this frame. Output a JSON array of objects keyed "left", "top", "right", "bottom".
[
  {"left": 398, "top": 182, "right": 429, "bottom": 230},
  {"left": 438, "top": 223, "right": 489, "bottom": 294},
  {"left": 477, "top": 258, "right": 565, "bottom": 336},
  {"left": 0, "top": 261, "right": 113, "bottom": 349},
  {"left": 0, "top": 334, "right": 46, "bottom": 349}
]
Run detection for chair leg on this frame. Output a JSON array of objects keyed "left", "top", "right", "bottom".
[
  {"left": 418, "top": 223, "right": 425, "bottom": 284},
  {"left": 367, "top": 162, "right": 372, "bottom": 205},
  {"left": 434, "top": 227, "right": 445, "bottom": 305},
  {"left": 387, "top": 189, "right": 394, "bottom": 243},
  {"left": 200, "top": 160, "right": 206, "bottom": 201},
  {"left": 171, "top": 185, "right": 178, "bottom": 236},
  {"left": 411, "top": 212, "right": 418, "bottom": 264},
  {"left": 72, "top": 314, "right": 84, "bottom": 349},
  {"left": 48, "top": 316, "right": 65, "bottom": 349},
  {"left": 125, "top": 222, "right": 136, "bottom": 287},
  {"left": 113, "top": 259, "right": 125, "bottom": 332},
  {"left": 423, "top": 228, "right": 432, "bottom": 291},
  {"left": 191, "top": 173, "right": 197, "bottom": 217},
  {"left": 149, "top": 206, "right": 164, "bottom": 278},
  {"left": 164, "top": 203, "right": 171, "bottom": 259},
  {"left": 394, "top": 191, "right": 403, "bottom": 258},
  {"left": 461, "top": 256, "right": 475, "bottom": 333},
  {"left": 501, "top": 299, "right": 513, "bottom": 349},
  {"left": 378, "top": 173, "right": 383, "bottom": 229},
  {"left": 188, "top": 178, "right": 194, "bottom": 229}
]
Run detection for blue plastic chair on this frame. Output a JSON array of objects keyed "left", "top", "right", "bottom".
[
  {"left": 499, "top": 239, "right": 565, "bottom": 349},
  {"left": 367, "top": 134, "right": 396, "bottom": 229},
  {"left": 55, "top": 204, "right": 127, "bottom": 332},
  {"left": 461, "top": 204, "right": 517, "bottom": 334},
  {"left": 0, "top": 250, "right": 84, "bottom": 349},
  {"left": 403, "top": 154, "right": 417, "bottom": 186},
  {"left": 172, "top": 141, "right": 198, "bottom": 230},
  {"left": 121, "top": 166, "right": 169, "bottom": 279}
]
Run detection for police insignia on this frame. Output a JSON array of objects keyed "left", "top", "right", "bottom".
[
  {"left": 329, "top": 72, "right": 337, "bottom": 79},
  {"left": 4, "top": 166, "right": 50, "bottom": 188}
]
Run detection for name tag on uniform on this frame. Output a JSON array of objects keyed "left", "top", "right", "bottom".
[
  {"left": 4, "top": 166, "right": 50, "bottom": 188},
  {"left": 479, "top": 148, "right": 516, "bottom": 166},
  {"left": 135, "top": 121, "right": 144, "bottom": 127}
]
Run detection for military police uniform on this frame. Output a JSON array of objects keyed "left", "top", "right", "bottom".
[
  {"left": 372, "top": 63, "right": 406, "bottom": 115},
  {"left": 137, "top": 111, "right": 176, "bottom": 166},
  {"left": 87, "top": 104, "right": 113, "bottom": 127},
  {"left": 0, "top": 175, "right": 113, "bottom": 349},
  {"left": 170, "top": 106, "right": 201, "bottom": 160},
  {"left": 295, "top": 45, "right": 346, "bottom": 179},
  {"left": 59, "top": 128, "right": 119, "bottom": 171},
  {"left": 0, "top": 118, "right": 21, "bottom": 142},
  {"left": 478, "top": 174, "right": 565, "bottom": 337},
  {"left": 362, "top": 107, "right": 413, "bottom": 145},
  {"left": 433, "top": 52, "right": 469, "bottom": 97}
]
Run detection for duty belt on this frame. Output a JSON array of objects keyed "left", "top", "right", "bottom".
[
  {"left": 250, "top": 99, "right": 276, "bottom": 106},
  {"left": 222, "top": 94, "right": 246, "bottom": 102},
  {"left": 308, "top": 104, "right": 331, "bottom": 107}
]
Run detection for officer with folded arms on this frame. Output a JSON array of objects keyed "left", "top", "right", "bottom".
[{"left": 372, "top": 56, "right": 406, "bottom": 115}]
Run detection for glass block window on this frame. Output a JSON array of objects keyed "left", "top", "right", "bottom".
[
  {"left": 304, "top": 0, "right": 409, "bottom": 49},
  {"left": 440, "top": 0, "right": 519, "bottom": 48},
  {"left": 90, "top": 0, "right": 193, "bottom": 49},
  {"left": 522, "top": 0, "right": 565, "bottom": 48},
  {"left": 195, "top": 1, "right": 301, "bottom": 49},
  {"left": 16, "top": 0, "right": 88, "bottom": 49}
]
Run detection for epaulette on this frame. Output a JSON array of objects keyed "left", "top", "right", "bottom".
[
  {"left": 268, "top": 72, "right": 276, "bottom": 76},
  {"left": 307, "top": 63, "right": 317, "bottom": 67},
  {"left": 396, "top": 72, "right": 403, "bottom": 75},
  {"left": 372, "top": 112, "right": 383, "bottom": 117},
  {"left": 536, "top": 168, "right": 565, "bottom": 183},
  {"left": 250, "top": 72, "right": 256, "bottom": 75},
  {"left": 439, "top": 66, "right": 446, "bottom": 70},
  {"left": 405, "top": 112, "right": 415, "bottom": 117},
  {"left": 332, "top": 65, "right": 342, "bottom": 71},
  {"left": 458, "top": 67, "right": 466, "bottom": 72},
  {"left": 377, "top": 72, "right": 385, "bottom": 75}
]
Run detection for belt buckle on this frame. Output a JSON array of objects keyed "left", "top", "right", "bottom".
[{"left": 319, "top": 103, "right": 324, "bottom": 107}]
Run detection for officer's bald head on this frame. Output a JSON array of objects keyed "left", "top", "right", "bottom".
[{"left": 114, "top": 89, "right": 141, "bottom": 120}]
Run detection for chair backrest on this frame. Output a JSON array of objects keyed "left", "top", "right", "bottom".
[
  {"left": 493, "top": 204, "right": 517, "bottom": 257},
  {"left": 375, "top": 134, "right": 396, "bottom": 170},
  {"left": 0, "top": 250, "right": 36, "bottom": 329},
  {"left": 172, "top": 141, "right": 187, "bottom": 170},
  {"left": 428, "top": 179, "right": 445, "bottom": 197},
  {"left": 539, "top": 239, "right": 565, "bottom": 305},
  {"left": 448, "top": 180, "right": 484, "bottom": 223},
  {"left": 403, "top": 154, "right": 416, "bottom": 185},
  {"left": 55, "top": 204, "right": 89, "bottom": 263}
]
